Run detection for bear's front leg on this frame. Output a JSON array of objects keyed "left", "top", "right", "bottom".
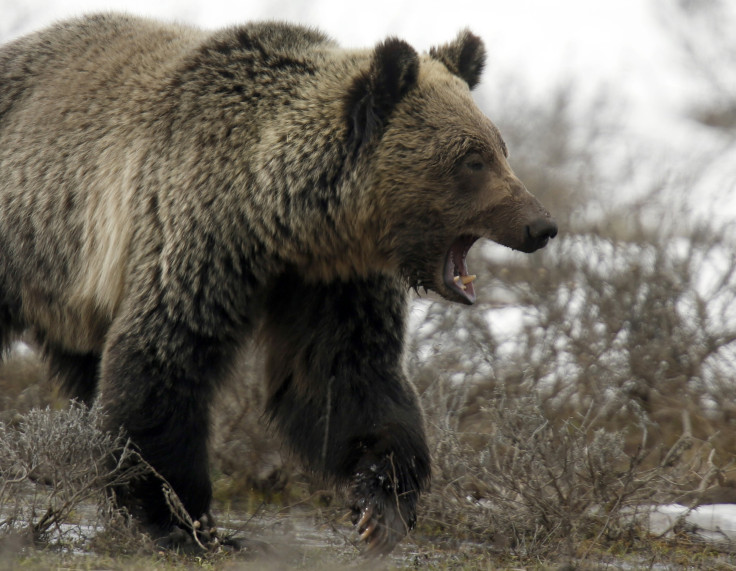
[{"left": 263, "top": 273, "right": 430, "bottom": 556}]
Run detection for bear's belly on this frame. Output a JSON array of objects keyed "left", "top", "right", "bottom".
[{"left": 21, "top": 287, "right": 111, "bottom": 354}]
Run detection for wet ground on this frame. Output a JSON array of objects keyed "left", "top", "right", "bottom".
[
  {"left": 1, "top": 497, "right": 444, "bottom": 569},
  {"left": 7, "top": 495, "right": 736, "bottom": 569}
]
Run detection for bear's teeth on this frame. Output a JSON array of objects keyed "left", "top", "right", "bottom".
[
  {"left": 452, "top": 275, "right": 477, "bottom": 290},
  {"left": 453, "top": 275, "right": 476, "bottom": 285}
]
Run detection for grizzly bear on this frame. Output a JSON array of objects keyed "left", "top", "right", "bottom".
[{"left": 0, "top": 14, "right": 556, "bottom": 554}]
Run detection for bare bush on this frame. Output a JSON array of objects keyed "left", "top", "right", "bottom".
[
  {"left": 0, "top": 403, "right": 148, "bottom": 549},
  {"left": 419, "top": 381, "right": 719, "bottom": 559},
  {"left": 470, "top": 222, "right": 736, "bottom": 449}
]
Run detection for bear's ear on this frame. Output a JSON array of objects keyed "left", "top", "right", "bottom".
[
  {"left": 429, "top": 29, "right": 486, "bottom": 89},
  {"left": 345, "top": 38, "right": 419, "bottom": 153}
]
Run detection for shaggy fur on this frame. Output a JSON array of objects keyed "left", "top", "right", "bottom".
[{"left": 0, "top": 14, "right": 556, "bottom": 554}]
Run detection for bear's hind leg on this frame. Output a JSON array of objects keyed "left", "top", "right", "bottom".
[
  {"left": 0, "top": 285, "right": 24, "bottom": 359},
  {"left": 45, "top": 345, "right": 101, "bottom": 405}
]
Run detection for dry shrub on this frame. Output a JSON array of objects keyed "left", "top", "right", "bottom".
[
  {"left": 475, "top": 222, "right": 736, "bottom": 455},
  {"left": 418, "top": 380, "right": 719, "bottom": 560},
  {"left": 0, "top": 403, "right": 149, "bottom": 551}
]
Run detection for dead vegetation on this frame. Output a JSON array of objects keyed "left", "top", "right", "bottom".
[{"left": 0, "top": 403, "right": 150, "bottom": 551}]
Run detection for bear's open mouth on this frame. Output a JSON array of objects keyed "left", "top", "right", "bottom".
[{"left": 443, "top": 235, "right": 479, "bottom": 305}]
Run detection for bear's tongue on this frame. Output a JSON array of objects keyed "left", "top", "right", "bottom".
[{"left": 443, "top": 236, "right": 477, "bottom": 304}]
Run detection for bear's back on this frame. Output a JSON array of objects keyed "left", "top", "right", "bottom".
[{"left": 0, "top": 15, "right": 205, "bottom": 117}]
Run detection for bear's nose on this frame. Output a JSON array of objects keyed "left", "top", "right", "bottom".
[{"left": 525, "top": 218, "right": 558, "bottom": 251}]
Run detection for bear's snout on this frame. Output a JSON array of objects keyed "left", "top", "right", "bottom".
[{"left": 524, "top": 217, "right": 558, "bottom": 252}]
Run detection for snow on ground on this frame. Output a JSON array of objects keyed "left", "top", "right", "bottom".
[{"left": 648, "top": 504, "right": 736, "bottom": 543}]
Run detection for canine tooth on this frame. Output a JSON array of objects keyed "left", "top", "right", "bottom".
[
  {"left": 461, "top": 275, "right": 476, "bottom": 285},
  {"left": 453, "top": 276, "right": 460, "bottom": 284}
]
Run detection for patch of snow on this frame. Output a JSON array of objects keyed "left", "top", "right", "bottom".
[{"left": 646, "top": 504, "right": 736, "bottom": 542}]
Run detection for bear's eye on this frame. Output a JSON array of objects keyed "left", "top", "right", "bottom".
[{"left": 463, "top": 153, "right": 486, "bottom": 173}]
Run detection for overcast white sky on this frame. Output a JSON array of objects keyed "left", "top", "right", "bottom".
[{"left": 3, "top": 0, "right": 680, "bottom": 101}]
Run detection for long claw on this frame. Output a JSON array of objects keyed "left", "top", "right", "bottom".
[
  {"left": 359, "top": 521, "right": 376, "bottom": 542},
  {"left": 356, "top": 505, "right": 373, "bottom": 531}
]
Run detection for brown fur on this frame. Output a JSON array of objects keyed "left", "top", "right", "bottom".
[{"left": 0, "top": 14, "right": 556, "bottom": 554}]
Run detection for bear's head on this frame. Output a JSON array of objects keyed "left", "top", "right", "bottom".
[{"left": 346, "top": 31, "right": 557, "bottom": 305}]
